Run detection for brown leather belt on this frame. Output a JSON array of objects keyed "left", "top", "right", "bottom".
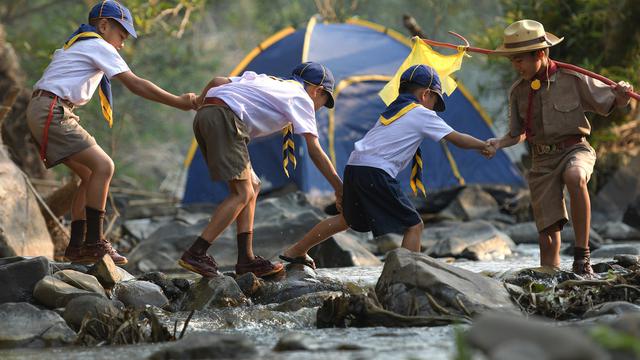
[
  {"left": 32, "top": 89, "right": 75, "bottom": 109},
  {"left": 202, "top": 97, "right": 228, "bottom": 107},
  {"left": 533, "top": 136, "right": 585, "bottom": 155}
]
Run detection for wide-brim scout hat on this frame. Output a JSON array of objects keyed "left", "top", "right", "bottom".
[
  {"left": 291, "top": 62, "right": 336, "bottom": 109},
  {"left": 400, "top": 64, "right": 446, "bottom": 112},
  {"left": 89, "top": 1, "right": 138, "bottom": 38},
  {"left": 493, "top": 19, "right": 562, "bottom": 56}
]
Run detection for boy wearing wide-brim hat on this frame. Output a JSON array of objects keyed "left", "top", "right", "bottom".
[
  {"left": 488, "top": 20, "right": 634, "bottom": 277},
  {"left": 179, "top": 62, "right": 343, "bottom": 278},
  {"left": 27, "top": 1, "right": 196, "bottom": 266},
  {"left": 279, "top": 65, "right": 495, "bottom": 269}
]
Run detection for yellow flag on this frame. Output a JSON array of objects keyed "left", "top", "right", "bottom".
[{"left": 379, "top": 36, "right": 466, "bottom": 105}]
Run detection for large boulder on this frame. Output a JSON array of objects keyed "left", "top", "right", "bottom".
[
  {"left": 0, "top": 147, "right": 53, "bottom": 258},
  {"left": 0, "top": 302, "right": 76, "bottom": 348},
  {"left": 0, "top": 256, "right": 49, "bottom": 304},
  {"left": 126, "top": 192, "right": 327, "bottom": 273},
  {"left": 33, "top": 275, "right": 101, "bottom": 309},
  {"left": 425, "top": 220, "right": 515, "bottom": 260},
  {"left": 308, "top": 232, "right": 381, "bottom": 268},
  {"left": 466, "top": 312, "right": 610, "bottom": 360},
  {"left": 148, "top": 332, "right": 256, "bottom": 360},
  {"left": 113, "top": 280, "right": 169, "bottom": 309},
  {"left": 591, "top": 245, "right": 640, "bottom": 259},
  {"left": 376, "top": 249, "right": 518, "bottom": 317}
]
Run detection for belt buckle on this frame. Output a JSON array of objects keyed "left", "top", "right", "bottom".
[{"left": 537, "top": 144, "right": 551, "bottom": 154}]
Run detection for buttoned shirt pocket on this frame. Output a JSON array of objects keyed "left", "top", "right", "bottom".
[{"left": 543, "top": 79, "right": 590, "bottom": 140}]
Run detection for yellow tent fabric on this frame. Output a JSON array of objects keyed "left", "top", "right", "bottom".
[{"left": 379, "top": 36, "right": 465, "bottom": 105}]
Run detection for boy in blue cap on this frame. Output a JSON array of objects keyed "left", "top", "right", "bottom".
[
  {"left": 26, "top": 1, "right": 197, "bottom": 265},
  {"left": 179, "top": 62, "right": 343, "bottom": 277},
  {"left": 280, "top": 64, "right": 495, "bottom": 268}
]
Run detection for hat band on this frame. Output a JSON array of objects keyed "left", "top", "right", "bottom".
[{"left": 504, "top": 35, "right": 550, "bottom": 49}]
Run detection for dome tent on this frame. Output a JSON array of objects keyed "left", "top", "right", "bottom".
[{"left": 182, "top": 17, "right": 524, "bottom": 204}]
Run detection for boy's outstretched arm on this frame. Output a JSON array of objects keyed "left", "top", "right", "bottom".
[
  {"left": 445, "top": 131, "right": 498, "bottom": 159},
  {"left": 487, "top": 133, "right": 526, "bottom": 150},
  {"left": 303, "top": 133, "right": 343, "bottom": 211},
  {"left": 197, "top": 77, "right": 231, "bottom": 105},
  {"left": 114, "top": 71, "right": 196, "bottom": 110}
]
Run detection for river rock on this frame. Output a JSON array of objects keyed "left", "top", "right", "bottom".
[
  {"left": 591, "top": 245, "right": 640, "bottom": 259},
  {"left": 148, "top": 332, "right": 257, "bottom": 359},
  {"left": 592, "top": 155, "right": 640, "bottom": 222},
  {"left": 372, "top": 233, "right": 403, "bottom": 254},
  {"left": 234, "top": 272, "right": 264, "bottom": 297},
  {"left": 0, "top": 256, "right": 49, "bottom": 304},
  {"left": 254, "top": 265, "right": 345, "bottom": 305},
  {"left": 273, "top": 333, "right": 312, "bottom": 351},
  {"left": 34, "top": 275, "right": 101, "bottom": 308},
  {"left": 425, "top": 220, "right": 515, "bottom": 260},
  {"left": 623, "top": 194, "right": 640, "bottom": 229},
  {"left": 63, "top": 295, "right": 123, "bottom": 330},
  {"left": 595, "top": 221, "right": 640, "bottom": 241},
  {"left": 376, "top": 249, "right": 518, "bottom": 317},
  {"left": 273, "top": 291, "right": 344, "bottom": 312},
  {"left": 583, "top": 301, "right": 640, "bottom": 318},
  {"left": 88, "top": 254, "right": 122, "bottom": 288},
  {"left": 467, "top": 312, "right": 610, "bottom": 360},
  {"left": 182, "top": 275, "right": 249, "bottom": 310},
  {"left": 438, "top": 185, "right": 501, "bottom": 221},
  {"left": 0, "top": 147, "right": 53, "bottom": 258},
  {"left": 0, "top": 302, "right": 76, "bottom": 348},
  {"left": 137, "top": 272, "right": 183, "bottom": 302},
  {"left": 308, "top": 232, "right": 381, "bottom": 268},
  {"left": 614, "top": 254, "right": 640, "bottom": 268},
  {"left": 126, "top": 192, "right": 326, "bottom": 273},
  {"left": 113, "top": 280, "right": 169, "bottom": 309},
  {"left": 52, "top": 269, "right": 105, "bottom": 296},
  {"left": 502, "top": 222, "right": 538, "bottom": 244}
]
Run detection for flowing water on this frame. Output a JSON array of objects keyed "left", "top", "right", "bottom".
[{"left": 0, "top": 244, "right": 596, "bottom": 360}]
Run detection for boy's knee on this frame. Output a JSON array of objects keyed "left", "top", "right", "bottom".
[
  {"left": 564, "top": 167, "right": 587, "bottom": 190},
  {"left": 410, "top": 221, "right": 424, "bottom": 232},
  {"left": 93, "top": 157, "right": 115, "bottom": 178}
]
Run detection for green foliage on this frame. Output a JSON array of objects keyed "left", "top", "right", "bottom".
[{"left": 589, "top": 325, "right": 640, "bottom": 357}]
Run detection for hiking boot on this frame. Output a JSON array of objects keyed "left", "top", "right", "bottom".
[
  {"left": 178, "top": 250, "right": 220, "bottom": 277},
  {"left": 236, "top": 256, "right": 284, "bottom": 277},
  {"left": 572, "top": 259, "right": 597, "bottom": 279},
  {"left": 79, "top": 240, "right": 128, "bottom": 265},
  {"left": 64, "top": 245, "right": 83, "bottom": 262}
]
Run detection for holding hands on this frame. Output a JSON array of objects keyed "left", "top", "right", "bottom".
[{"left": 480, "top": 138, "right": 498, "bottom": 159}]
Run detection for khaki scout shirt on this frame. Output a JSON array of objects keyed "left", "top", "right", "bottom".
[{"left": 508, "top": 68, "right": 616, "bottom": 145}]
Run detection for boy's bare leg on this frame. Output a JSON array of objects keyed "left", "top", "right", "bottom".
[
  {"left": 284, "top": 215, "right": 349, "bottom": 257},
  {"left": 234, "top": 180, "right": 260, "bottom": 264},
  {"left": 66, "top": 145, "right": 114, "bottom": 210},
  {"left": 64, "top": 159, "right": 92, "bottom": 220},
  {"left": 200, "top": 178, "right": 255, "bottom": 243},
  {"left": 401, "top": 222, "right": 424, "bottom": 252},
  {"left": 563, "top": 166, "right": 590, "bottom": 249},
  {"left": 538, "top": 227, "right": 561, "bottom": 268}
]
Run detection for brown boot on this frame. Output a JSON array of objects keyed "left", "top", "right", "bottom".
[
  {"left": 64, "top": 245, "right": 83, "bottom": 262},
  {"left": 573, "top": 246, "right": 596, "bottom": 279},
  {"left": 178, "top": 250, "right": 220, "bottom": 277},
  {"left": 79, "top": 240, "right": 128, "bottom": 265},
  {"left": 236, "top": 256, "right": 284, "bottom": 277}
]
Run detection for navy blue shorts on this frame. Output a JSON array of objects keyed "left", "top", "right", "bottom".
[{"left": 343, "top": 165, "right": 422, "bottom": 237}]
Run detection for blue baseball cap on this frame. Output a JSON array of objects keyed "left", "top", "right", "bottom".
[
  {"left": 400, "top": 64, "right": 445, "bottom": 111},
  {"left": 292, "top": 62, "right": 336, "bottom": 108},
  {"left": 89, "top": 1, "right": 137, "bottom": 38}
]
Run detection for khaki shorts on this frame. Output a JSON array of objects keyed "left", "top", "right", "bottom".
[
  {"left": 528, "top": 143, "right": 596, "bottom": 232},
  {"left": 26, "top": 95, "right": 97, "bottom": 168},
  {"left": 193, "top": 105, "right": 259, "bottom": 183}
]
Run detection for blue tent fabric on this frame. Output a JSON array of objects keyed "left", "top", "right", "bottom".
[{"left": 182, "top": 18, "right": 525, "bottom": 204}]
